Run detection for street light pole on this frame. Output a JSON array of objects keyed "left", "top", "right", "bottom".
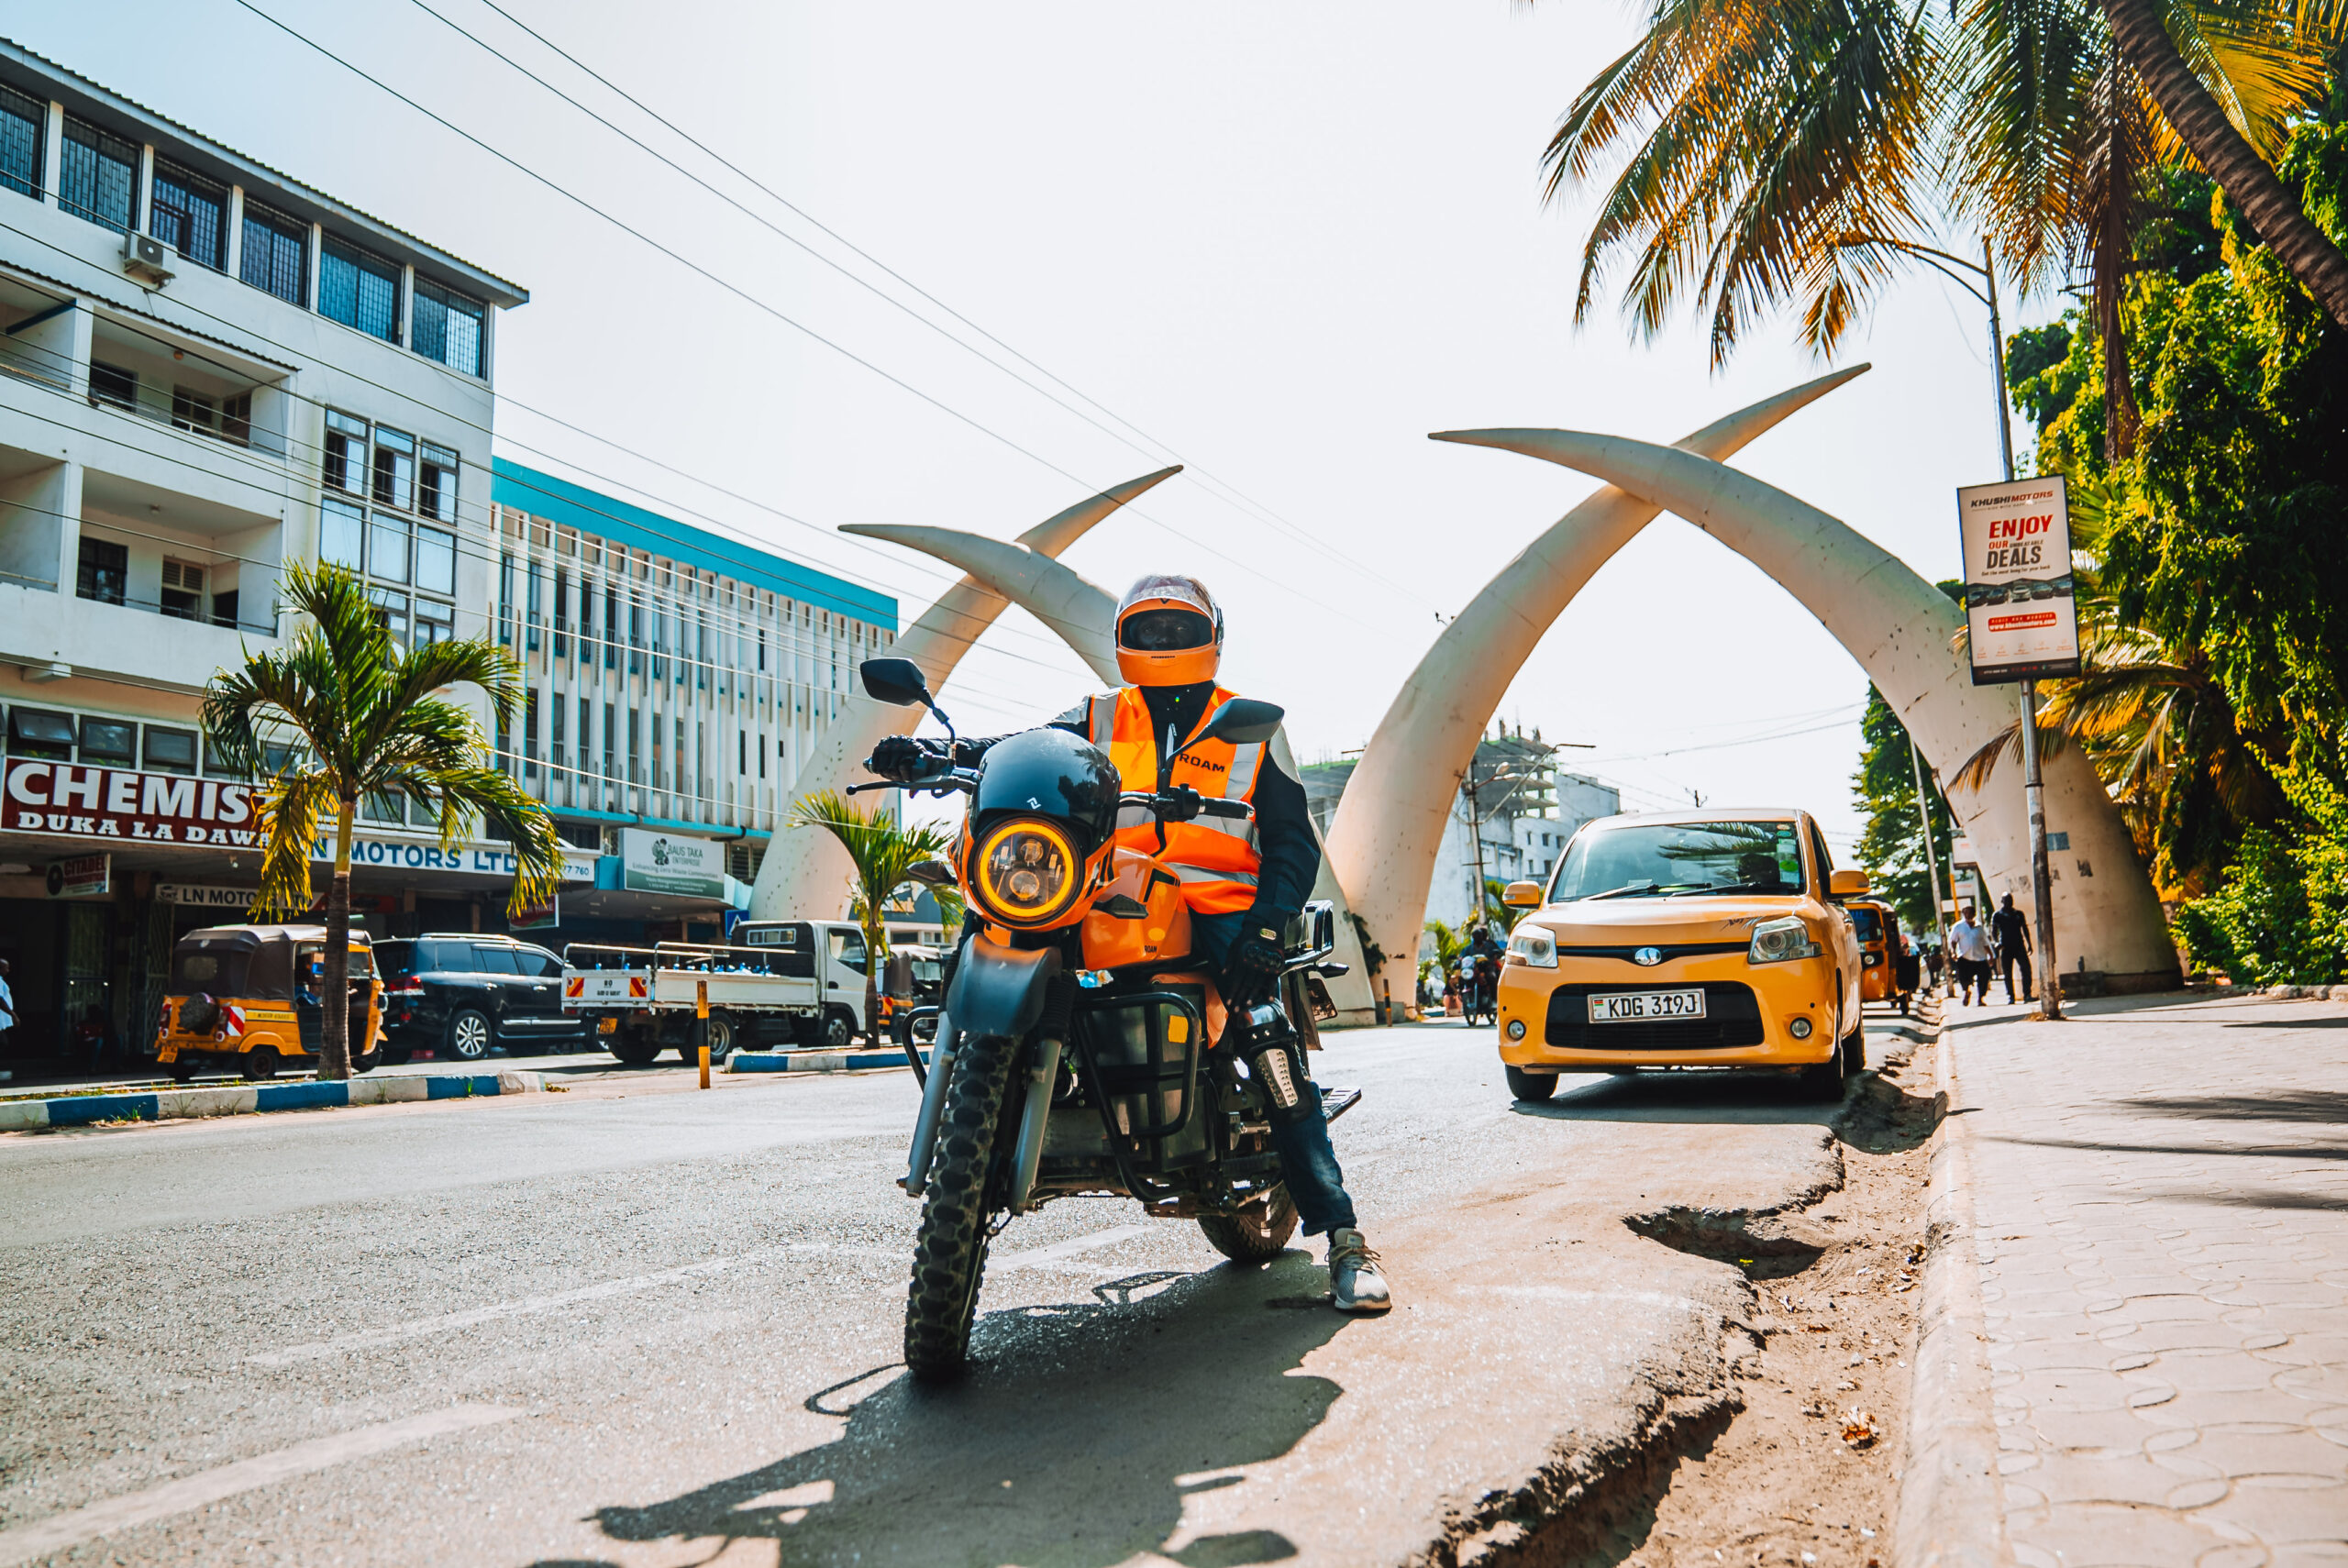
[
  {"left": 1833, "top": 230, "right": 2063, "bottom": 1018},
  {"left": 1910, "top": 740, "right": 1953, "bottom": 998}
]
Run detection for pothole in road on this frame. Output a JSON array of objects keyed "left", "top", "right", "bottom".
[{"left": 1485, "top": 1032, "right": 1938, "bottom": 1568}]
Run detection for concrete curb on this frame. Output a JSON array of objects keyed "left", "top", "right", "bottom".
[
  {"left": 0, "top": 1071, "right": 543, "bottom": 1132},
  {"left": 726, "top": 1048, "right": 928, "bottom": 1075},
  {"left": 1894, "top": 1009, "right": 2013, "bottom": 1568}
]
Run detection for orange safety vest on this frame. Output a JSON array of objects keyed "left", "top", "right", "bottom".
[{"left": 1078, "top": 685, "right": 1267, "bottom": 916}]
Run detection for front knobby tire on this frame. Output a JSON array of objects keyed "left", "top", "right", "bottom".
[
  {"left": 904, "top": 1032, "right": 1014, "bottom": 1382},
  {"left": 1198, "top": 1184, "right": 1299, "bottom": 1264}
]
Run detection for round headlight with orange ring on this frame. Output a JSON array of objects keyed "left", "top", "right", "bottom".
[{"left": 972, "top": 815, "right": 1084, "bottom": 928}]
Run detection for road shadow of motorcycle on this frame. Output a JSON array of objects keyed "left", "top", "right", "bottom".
[{"left": 560, "top": 1253, "right": 1352, "bottom": 1568}]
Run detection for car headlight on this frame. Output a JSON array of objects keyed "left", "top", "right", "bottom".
[
  {"left": 1748, "top": 916, "right": 1822, "bottom": 965},
  {"left": 1504, "top": 925, "right": 1557, "bottom": 968},
  {"left": 971, "top": 815, "right": 1082, "bottom": 928}
]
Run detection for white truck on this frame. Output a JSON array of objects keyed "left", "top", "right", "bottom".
[{"left": 561, "top": 921, "right": 875, "bottom": 1065}]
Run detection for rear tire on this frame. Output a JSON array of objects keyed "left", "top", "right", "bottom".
[
  {"left": 1198, "top": 1185, "right": 1299, "bottom": 1264},
  {"left": 904, "top": 1032, "right": 1014, "bottom": 1383},
  {"left": 608, "top": 1030, "right": 662, "bottom": 1066},
  {"left": 168, "top": 1060, "right": 197, "bottom": 1084},
  {"left": 1505, "top": 1066, "right": 1558, "bottom": 1102},
  {"left": 380, "top": 1045, "right": 414, "bottom": 1066},
  {"left": 446, "top": 1009, "right": 493, "bottom": 1062},
  {"left": 350, "top": 1048, "right": 380, "bottom": 1075},
  {"left": 241, "top": 1048, "right": 280, "bottom": 1082},
  {"left": 824, "top": 1008, "right": 855, "bottom": 1051}
]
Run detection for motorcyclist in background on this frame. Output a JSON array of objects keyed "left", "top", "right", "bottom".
[
  {"left": 1464, "top": 923, "right": 1505, "bottom": 1024},
  {"left": 870, "top": 573, "right": 1391, "bottom": 1313}
]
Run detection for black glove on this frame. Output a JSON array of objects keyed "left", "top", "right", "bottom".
[
  {"left": 1222, "top": 914, "right": 1289, "bottom": 1005},
  {"left": 868, "top": 735, "right": 945, "bottom": 781}
]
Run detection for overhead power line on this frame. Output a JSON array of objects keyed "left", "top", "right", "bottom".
[
  {"left": 413, "top": 0, "right": 1438, "bottom": 611},
  {"left": 224, "top": 0, "right": 1397, "bottom": 635}
]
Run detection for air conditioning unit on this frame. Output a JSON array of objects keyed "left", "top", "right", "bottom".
[{"left": 120, "top": 230, "right": 176, "bottom": 286}]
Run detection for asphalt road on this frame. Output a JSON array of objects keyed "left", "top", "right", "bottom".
[{"left": 0, "top": 1019, "right": 1891, "bottom": 1567}]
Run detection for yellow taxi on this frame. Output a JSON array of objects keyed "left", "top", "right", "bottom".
[
  {"left": 1846, "top": 897, "right": 1916, "bottom": 1014},
  {"left": 1493, "top": 809, "right": 1867, "bottom": 1102}
]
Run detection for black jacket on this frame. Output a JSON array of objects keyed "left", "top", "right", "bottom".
[
  {"left": 1990, "top": 905, "right": 2032, "bottom": 955},
  {"left": 956, "top": 681, "right": 1321, "bottom": 922}
]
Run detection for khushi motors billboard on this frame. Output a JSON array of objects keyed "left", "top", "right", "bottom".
[{"left": 1956, "top": 475, "right": 2081, "bottom": 684}]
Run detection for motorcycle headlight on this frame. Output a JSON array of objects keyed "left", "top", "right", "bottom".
[
  {"left": 1748, "top": 916, "right": 1822, "bottom": 965},
  {"left": 972, "top": 816, "right": 1082, "bottom": 928},
  {"left": 1505, "top": 925, "right": 1557, "bottom": 968}
]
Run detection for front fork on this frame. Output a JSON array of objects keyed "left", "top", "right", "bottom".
[{"left": 903, "top": 1022, "right": 1063, "bottom": 1211}]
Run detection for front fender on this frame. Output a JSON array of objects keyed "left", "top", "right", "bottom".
[{"left": 943, "top": 934, "right": 1061, "bottom": 1040}]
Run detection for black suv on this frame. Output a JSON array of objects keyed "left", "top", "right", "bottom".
[{"left": 374, "top": 936, "right": 585, "bottom": 1063}]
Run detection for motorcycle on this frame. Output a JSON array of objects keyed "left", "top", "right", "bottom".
[{"left": 853, "top": 657, "right": 1356, "bottom": 1381}]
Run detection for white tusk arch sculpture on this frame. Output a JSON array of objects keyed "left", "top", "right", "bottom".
[
  {"left": 1432, "top": 429, "right": 2178, "bottom": 988},
  {"left": 1324, "top": 368, "right": 1868, "bottom": 1018},
  {"left": 835, "top": 526, "right": 1382, "bottom": 1021},
  {"left": 749, "top": 467, "right": 1179, "bottom": 922}
]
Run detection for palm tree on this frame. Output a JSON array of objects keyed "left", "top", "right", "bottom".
[
  {"left": 1542, "top": 0, "right": 2347, "bottom": 389},
  {"left": 202, "top": 560, "right": 564, "bottom": 1079},
  {"left": 785, "top": 790, "right": 959, "bottom": 1042},
  {"left": 1953, "top": 598, "right": 2285, "bottom": 896}
]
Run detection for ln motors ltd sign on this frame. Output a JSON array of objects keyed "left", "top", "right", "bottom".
[{"left": 6, "top": 760, "right": 259, "bottom": 845}]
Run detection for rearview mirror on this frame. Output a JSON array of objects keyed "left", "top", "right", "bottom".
[
  {"left": 1829, "top": 868, "right": 1871, "bottom": 900},
  {"left": 860, "top": 658, "right": 934, "bottom": 708},
  {"left": 1502, "top": 880, "right": 1545, "bottom": 908},
  {"left": 1191, "top": 698, "right": 1284, "bottom": 749},
  {"left": 905, "top": 859, "right": 957, "bottom": 888}
]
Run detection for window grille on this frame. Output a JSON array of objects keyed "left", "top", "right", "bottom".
[
  {"left": 0, "top": 84, "right": 41, "bottom": 199},
  {"left": 319, "top": 235, "right": 402, "bottom": 342},
  {"left": 412, "top": 277, "right": 485, "bottom": 376},
  {"left": 60, "top": 116, "right": 137, "bottom": 231},
  {"left": 240, "top": 201, "right": 308, "bottom": 305},
  {"left": 150, "top": 160, "right": 227, "bottom": 270}
]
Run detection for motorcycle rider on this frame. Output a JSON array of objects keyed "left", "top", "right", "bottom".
[
  {"left": 1464, "top": 923, "right": 1504, "bottom": 1022},
  {"left": 869, "top": 573, "right": 1391, "bottom": 1314}
]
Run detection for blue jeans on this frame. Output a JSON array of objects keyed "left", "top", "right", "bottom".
[{"left": 1190, "top": 910, "right": 1358, "bottom": 1237}]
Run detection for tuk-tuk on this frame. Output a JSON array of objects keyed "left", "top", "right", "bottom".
[
  {"left": 156, "top": 924, "right": 383, "bottom": 1081},
  {"left": 1848, "top": 900, "right": 1918, "bottom": 1014},
  {"left": 880, "top": 943, "right": 945, "bottom": 1047}
]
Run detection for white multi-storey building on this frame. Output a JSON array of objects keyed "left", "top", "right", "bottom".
[
  {"left": 0, "top": 42, "right": 523, "bottom": 1057},
  {"left": 485, "top": 461, "right": 897, "bottom": 900}
]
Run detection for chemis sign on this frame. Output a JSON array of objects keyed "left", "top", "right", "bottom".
[
  {"left": 6, "top": 760, "right": 259, "bottom": 845},
  {"left": 1956, "top": 475, "right": 2082, "bottom": 684},
  {"left": 619, "top": 828, "right": 725, "bottom": 898}
]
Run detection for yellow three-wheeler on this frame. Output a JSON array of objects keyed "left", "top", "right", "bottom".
[{"left": 156, "top": 923, "right": 383, "bottom": 1081}]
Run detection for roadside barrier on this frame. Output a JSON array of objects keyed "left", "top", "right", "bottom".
[
  {"left": 0, "top": 1071, "right": 544, "bottom": 1132},
  {"left": 726, "top": 1049, "right": 928, "bottom": 1075}
]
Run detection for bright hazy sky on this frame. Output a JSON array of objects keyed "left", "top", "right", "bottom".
[{"left": 22, "top": 0, "right": 2062, "bottom": 850}]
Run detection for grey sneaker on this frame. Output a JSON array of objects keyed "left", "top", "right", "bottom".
[{"left": 1328, "top": 1228, "right": 1392, "bottom": 1313}]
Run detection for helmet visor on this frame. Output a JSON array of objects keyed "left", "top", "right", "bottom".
[{"left": 1120, "top": 607, "right": 1213, "bottom": 651}]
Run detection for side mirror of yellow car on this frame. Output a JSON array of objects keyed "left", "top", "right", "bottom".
[
  {"left": 1502, "top": 880, "right": 1545, "bottom": 908},
  {"left": 1829, "top": 869, "right": 1871, "bottom": 900}
]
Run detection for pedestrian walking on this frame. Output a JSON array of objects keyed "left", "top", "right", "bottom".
[
  {"left": 1991, "top": 891, "right": 2035, "bottom": 1003},
  {"left": 1948, "top": 905, "right": 1995, "bottom": 1004},
  {"left": 0, "top": 958, "right": 14, "bottom": 1056}
]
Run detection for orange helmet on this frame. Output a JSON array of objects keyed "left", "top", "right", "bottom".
[{"left": 1114, "top": 573, "right": 1223, "bottom": 687}]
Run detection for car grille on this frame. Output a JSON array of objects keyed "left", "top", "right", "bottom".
[{"left": 1543, "top": 983, "right": 1767, "bottom": 1050}]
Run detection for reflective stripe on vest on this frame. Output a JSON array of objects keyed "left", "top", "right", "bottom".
[{"left": 1098, "top": 685, "right": 1266, "bottom": 916}]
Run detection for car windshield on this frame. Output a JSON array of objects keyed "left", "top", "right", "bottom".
[
  {"left": 1851, "top": 907, "right": 1884, "bottom": 940},
  {"left": 1552, "top": 820, "right": 1808, "bottom": 900}
]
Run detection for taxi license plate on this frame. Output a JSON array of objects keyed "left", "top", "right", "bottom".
[{"left": 1589, "top": 989, "right": 1706, "bottom": 1022}]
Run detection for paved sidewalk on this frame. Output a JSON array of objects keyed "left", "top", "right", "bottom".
[{"left": 1946, "top": 991, "right": 2348, "bottom": 1567}]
